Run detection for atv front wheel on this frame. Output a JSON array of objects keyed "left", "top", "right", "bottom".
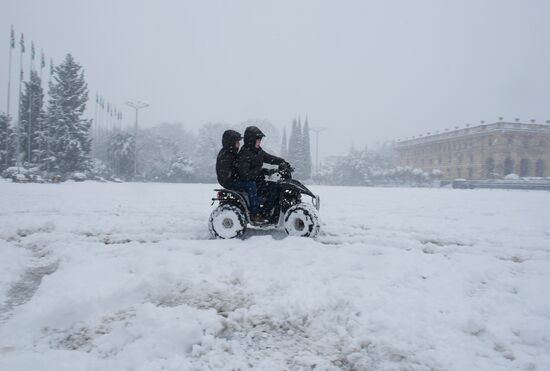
[
  {"left": 209, "top": 204, "right": 247, "bottom": 239},
  {"left": 283, "top": 203, "right": 320, "bottom": 238}
]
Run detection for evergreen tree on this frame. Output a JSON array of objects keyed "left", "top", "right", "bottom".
[
  {"left": 294, "top": 119, "right": 305, "bottom": 178},
  {"left": 302, "top": 116, "right": 312, "bottom": 179},
  {"left": 287, "top": 118, "right": 299, "bottom": 167},
  {"left": 280, "top": 128, "right": 288, "bottom": 159},
  {"left": 18, "top": 70, "right": 45, "bottom": 164},
  {"left": 46, "top": 54, "right": 91, "bottom": 173},
  {"left": 0, "top": 113, "right": 14, "bottom": 169}
]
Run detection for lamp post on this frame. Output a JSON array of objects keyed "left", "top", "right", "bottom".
[
  {"left": 309, "top": 126, "right": 327, "bottom": 178},
  {"left": 125, "top": 101, "right": 149, "bottom": 180}
]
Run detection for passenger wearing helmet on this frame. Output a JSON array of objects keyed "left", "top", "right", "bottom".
[
  {"left": 216, "top": 129, "right": 263, "bottom": 222},
  {"left": 237, "top": 126, "right": 290, "bottom": 220}
]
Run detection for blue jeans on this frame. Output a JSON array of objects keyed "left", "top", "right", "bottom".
[
  {"left": 257, "top": 181, "right": 281, "bottom": 216},
  {"left": 228, "top": 180, "right": 259, "bottom": 214}
]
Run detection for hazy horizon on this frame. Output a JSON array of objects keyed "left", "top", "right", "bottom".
[{"left": 1, "top": 0, "right": 549, "bottom": 158}]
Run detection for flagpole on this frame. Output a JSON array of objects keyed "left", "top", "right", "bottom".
[
  {"left": 5, "top": 25, "right": 15, "bottom": 168},
  {"left": 16, "top": 33, "right": 24, "bottom": 170}
]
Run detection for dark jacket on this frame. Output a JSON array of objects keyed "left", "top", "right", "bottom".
[
  {"left": 216, "top": 130, "right": 242, "bottom": 188},
  {"left": 237, "top": 126, "right": 285, "bottom": 182}
]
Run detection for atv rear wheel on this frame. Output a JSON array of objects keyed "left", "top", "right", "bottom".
[
  {"left": 283, "top": 203, "right": 320, "bottom": 238},
  {"left": 209, "top": 204, "right": 247, "bottom": 239}
]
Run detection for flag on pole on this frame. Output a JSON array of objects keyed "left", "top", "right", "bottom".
[
  {"left": 20, "top": 33, "right": 25, "bottom": 53},
  {"left": 41, "top": 49, "right": 45, "bottom": 68},
  {"left": 31, "top": 42, "right": 35, "bottom": 60},
  {"left": 10, "top": 25, "right": 15, "bottom": 48}
]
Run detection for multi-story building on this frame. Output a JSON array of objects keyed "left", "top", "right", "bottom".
[{"left": 395, "top": 121, "right": 550, "bottom": 180}]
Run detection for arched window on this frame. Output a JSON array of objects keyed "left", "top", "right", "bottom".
[
  {"left": 485, "top": 158, "right": 496, "bottom": 179},
  {"left": 504, "top": 158, "right": 514, "bottom": 176},
  {"left": 536, "top": 160, "right": 544, "bottom": 177},
  {"left": 520, "top": 159, "right": 531, "bottom": 177}
]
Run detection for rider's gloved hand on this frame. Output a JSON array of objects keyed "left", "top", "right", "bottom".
[
  {"left": 261, "top": 168, "right": 278, "bottom": 176},
  {"left": 278, "top": 161, "right": 291, "bottom": 171}
]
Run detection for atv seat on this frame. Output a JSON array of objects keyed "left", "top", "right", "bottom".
[{"left": 214, "top": 188, "right": 251, "bottom": 207}]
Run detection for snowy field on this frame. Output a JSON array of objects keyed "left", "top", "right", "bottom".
[{"left": 0, "top": 181, "right": 549, "bottom": 371}]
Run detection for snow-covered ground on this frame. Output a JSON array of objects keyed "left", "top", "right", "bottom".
[{"left": 0, "top": 181, "right": 549, "bottom": 371}]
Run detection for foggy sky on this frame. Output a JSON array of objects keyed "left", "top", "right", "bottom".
[{"left": 1, "top": 0, "right": 549, "bottom": 158}]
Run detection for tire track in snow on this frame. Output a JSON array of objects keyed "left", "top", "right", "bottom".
[
  {"left": 0, "top": 261, "right": 59, "bottom": 324},
  {"left": 0, "top": 224, "right": 59, "bottom": 325}
]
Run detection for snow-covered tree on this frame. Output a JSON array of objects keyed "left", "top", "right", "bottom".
[
  {"left": 45, "top": 54, "right": 91, "bottom": 173},
  {"left": 288, "top": 117, "right": 313, "bottom": 179},
  {"left": 280, "top": 128, "right": 288, "bottom": 159},
  {"left": 18, "top": 70, "right": 45, "bottom": 164},
  {"left": 128, "top": 123, "right": 195, "bottom": 182},
  {"left": 167, "top": 154, "right": 195, "bottom": 182},
  {"left": 302, "top": 117, "right": 312, "bottom": 179},
  {"left": 315, "top": 144, "right": 437, "bottom": 186},
  {"left": 287, "top": 118, "right": 304, "bottom": 175},
  {"left": 287, "top": 119, "right": 298, "bottom": 163},
  {"left": 0, "top": 113, "right": 15, "bottom": 170},
  {"left": 194, "top": 122, "right": 231, "bottom": 182},
  {"left": 149, "top": 122, "right": 196, "bottom": 157},
  {"left": 107, "top": 130, "right": 134, "bottom": 179}
]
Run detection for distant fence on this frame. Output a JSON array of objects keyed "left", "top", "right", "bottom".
[{"left": 451, "top": 179, "right": 550, "bottom": 191}]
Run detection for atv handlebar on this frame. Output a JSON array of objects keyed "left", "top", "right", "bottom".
[{"left": 276, "top": 162, "right": 293, "bottom": 179}]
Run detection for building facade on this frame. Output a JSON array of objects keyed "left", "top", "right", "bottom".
[{"left": 395, "top": 122, "right": 550, "bottom": 180}]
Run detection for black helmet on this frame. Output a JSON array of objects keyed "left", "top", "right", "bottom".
[
  {"left": 222, "top": 129, "right": 242, "bottom": 149},
  {"left": 243, "top": 126, "right": 265, "bottom": 147}
]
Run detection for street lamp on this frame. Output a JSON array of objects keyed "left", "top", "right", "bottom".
[
  {"left": 125, "top": 101, "right": 149, "bottom": 180},
  {"left": 309, "top": 126, "right": 327, "bottom": 178}
]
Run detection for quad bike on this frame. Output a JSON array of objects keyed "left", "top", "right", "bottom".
[{"left": 209, "top": 164, "right": 320, "bottom": 239}]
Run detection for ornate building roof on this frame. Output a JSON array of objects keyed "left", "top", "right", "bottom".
[{"left": 396, "top": 121, "right": 550, "bottom": 149}]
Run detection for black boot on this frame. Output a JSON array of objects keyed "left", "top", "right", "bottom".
[{"left": 251, "top": 213, "right": 268, "bottom": 224}]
